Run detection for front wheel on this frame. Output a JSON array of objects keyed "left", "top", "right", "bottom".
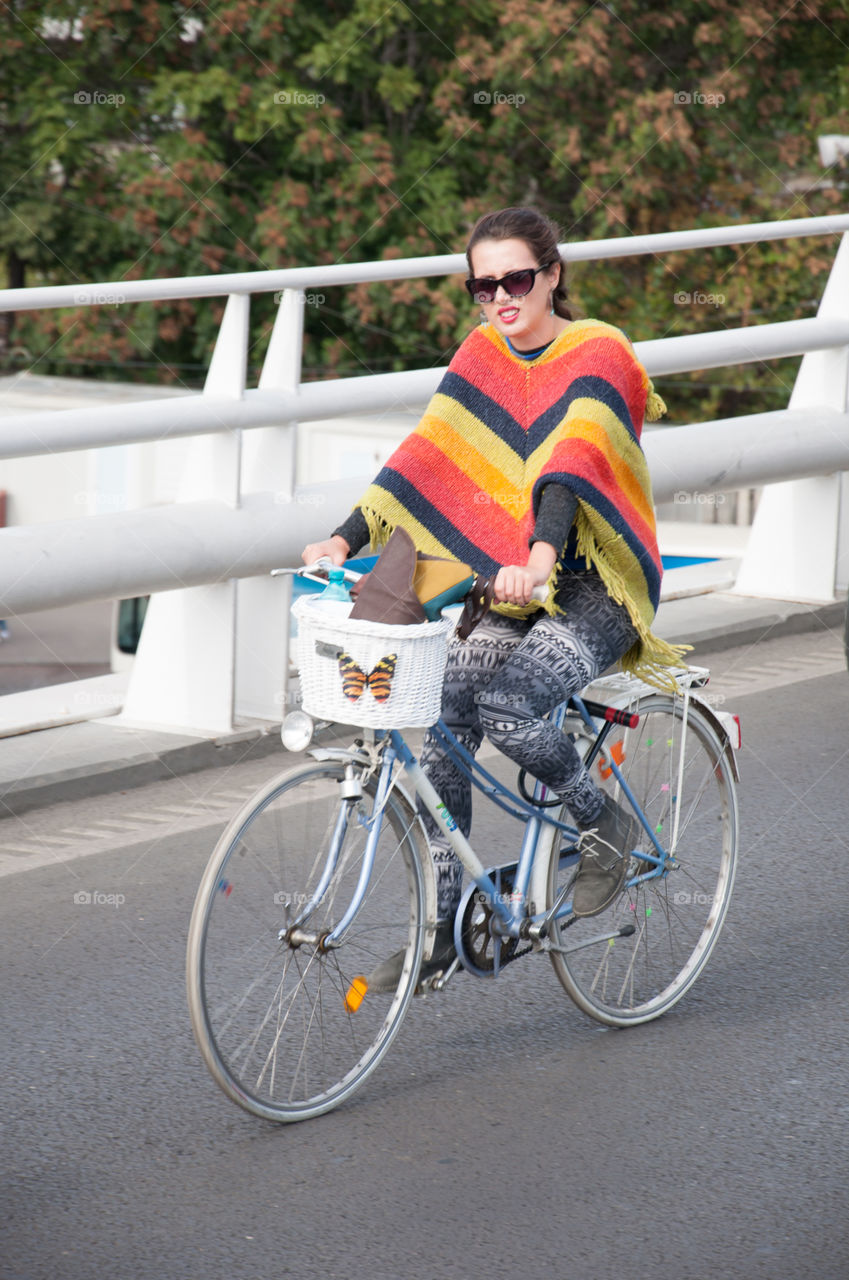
[
  {"left": 546, "top": 694, "right": 738, "bottom": 1026},
  {"left": 187, "top": 759, "right": 427, "bottom": 1122}
]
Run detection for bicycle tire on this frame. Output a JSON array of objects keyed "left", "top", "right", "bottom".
[
  {"left": 546, "top": 693, "right": 738, "bottom": 1027},
  {"left": 186, "top": 759, "right": 426, "bottom": 1122}
]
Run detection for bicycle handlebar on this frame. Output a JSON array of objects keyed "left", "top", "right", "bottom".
[
  {"left": 275, "top": 560, "right": 548, "bottom": 631},
  {"left": 273, "top": 558, "right": 365, "bottom": 588}
]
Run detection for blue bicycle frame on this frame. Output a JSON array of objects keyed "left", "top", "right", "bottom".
[{"left": 313, "top": 691, "right": 669, "bottom": 954}]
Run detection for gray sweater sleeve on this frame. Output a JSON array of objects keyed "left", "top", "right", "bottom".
[
  {"left": 331, "top": 507, "right": 371, "bottom": 555},
  {"left": 530, "top": 483, "right": 577, "bottom": 550}
]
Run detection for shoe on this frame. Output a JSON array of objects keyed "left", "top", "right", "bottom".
[
  {"left": 572, "top": 793, "right": 639, "bottom": 918},
  {"left": 366, "top": 920, "right": 457, "bottom": 994}
]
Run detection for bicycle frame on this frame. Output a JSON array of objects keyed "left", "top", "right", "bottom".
[
  {"left": 314, "top": 689, "right": 680, "bottom": 955},
  {"left": 279, "top": 560, "right": 709, "bottom": 957}
]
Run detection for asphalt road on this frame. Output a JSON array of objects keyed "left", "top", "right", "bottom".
[{"left": 2, "top": 627, "right": 849, "bottom": 1280}]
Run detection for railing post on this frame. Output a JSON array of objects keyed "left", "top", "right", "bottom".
[
  {"left": 120, "top": 293, "right": 248, "bottom": 733},
  {"left": 233, "top": 289, "right": 304, "bottom": 724},
  {"left": 734, "top": 233, "right": 849, "bottom": 602}
]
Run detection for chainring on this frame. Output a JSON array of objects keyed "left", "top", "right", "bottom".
[{"left": 457, "top": 863, "right": 523, "bottom": 976}]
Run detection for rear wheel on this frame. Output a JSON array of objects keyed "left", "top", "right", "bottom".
[
  {"left": 187, "top": 760, "right": 426, "bottom": 1121},
  {"left": 547, "top": 695, "right": 738, "bottom": 1026}
]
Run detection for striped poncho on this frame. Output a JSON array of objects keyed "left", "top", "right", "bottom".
[{"left": 358, "top": 318, "right": 687, "bottom": 685}]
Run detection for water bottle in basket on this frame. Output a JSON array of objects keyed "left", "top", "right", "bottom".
[{"left": 318, "top": 568, "right": 352, "bottom": 604}]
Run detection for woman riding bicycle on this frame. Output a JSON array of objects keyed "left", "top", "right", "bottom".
[{"left": 302, "top": 205, "right": 684, "bottom": 986}]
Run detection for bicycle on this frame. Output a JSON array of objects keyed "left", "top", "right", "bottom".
[{"left": 186, "top": 563, "right": 741, "bottom": 1123}]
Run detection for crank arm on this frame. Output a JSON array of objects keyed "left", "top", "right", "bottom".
[{"left": 416, "top": 954, "right": 463, "bottom": 994}]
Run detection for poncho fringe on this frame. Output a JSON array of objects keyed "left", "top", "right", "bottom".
[{"left": 572, "top": 508, "right": 691, "bottom": 691}]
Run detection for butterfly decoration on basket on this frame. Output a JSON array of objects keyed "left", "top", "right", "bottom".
[{"left": 337, "top": 652, "right": 398, "bottom": 704}]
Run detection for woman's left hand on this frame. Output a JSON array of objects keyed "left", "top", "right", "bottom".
[
  {"left": 493, "top": 564, "right": 548, "bottom": 606},
  {"left": 493, "top": 540, "right": 557, "bottom": 605}
]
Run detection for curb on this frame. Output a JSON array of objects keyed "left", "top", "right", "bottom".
[
  {"left": 656, "top": 597, "right": 846, "bottom": 656},
  {"left": 0, "top": 726, "right": 284, "bottom": 819}
]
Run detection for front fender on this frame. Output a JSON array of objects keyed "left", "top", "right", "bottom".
[{"left": 310, "top": 745, "right": 441, "bottom": 961}]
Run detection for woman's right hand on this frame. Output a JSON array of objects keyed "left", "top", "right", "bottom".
[{"left": 301, "top": 535, "right": 350, "bottom": 567}]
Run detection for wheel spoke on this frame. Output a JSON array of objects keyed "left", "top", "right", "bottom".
[
  {"left": 186, "top": 761, "right": 426, "bottom": 1122},
  {"left": 548, "top": 695, "right": 738, "bottom": 1025}
]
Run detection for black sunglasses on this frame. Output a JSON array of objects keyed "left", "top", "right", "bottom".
[{"left": 465, "top": 262, "right": 555, "bottom": 305}]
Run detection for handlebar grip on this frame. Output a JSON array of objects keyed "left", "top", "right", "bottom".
[{"left": 456, "top": 574, "right": 549, "bottom": 640}]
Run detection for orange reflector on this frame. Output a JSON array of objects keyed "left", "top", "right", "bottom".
[
  {"left": 598, "top": 739, "right": 626, "bottom": 780},
  {"left": 344, "top": 976, "right": 368, "bottom": 1013}
]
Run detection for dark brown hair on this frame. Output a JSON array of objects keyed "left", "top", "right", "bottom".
[{"left": 466, "top": 206, "right": 572, "bottom": 321}]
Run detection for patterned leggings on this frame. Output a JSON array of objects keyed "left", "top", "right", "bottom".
[{"left": 418, "top": 569, "right": 639, "bottom": 918}]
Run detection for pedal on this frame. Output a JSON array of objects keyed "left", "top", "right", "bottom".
[{"left": 415, "top": 955, "right": 461, "bottom": 996}]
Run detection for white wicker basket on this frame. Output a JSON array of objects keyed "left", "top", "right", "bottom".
[{"left": 293, "top": 595, "right": 453, "bottom": 728}]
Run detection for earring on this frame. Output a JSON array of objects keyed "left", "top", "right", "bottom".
[
  {"left": 549, "top": 292, "right": 555, "bottom": 316},
  {"left": 479, "top": 309, "right": 487, "bottom": 324}
]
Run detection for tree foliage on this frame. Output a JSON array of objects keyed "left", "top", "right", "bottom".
[{"left": 1, "top": 0, "right": 848, "bottom": 418}]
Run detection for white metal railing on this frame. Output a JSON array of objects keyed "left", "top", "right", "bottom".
[
  {"left": 2, "top": 212, "right": 847, "bottom": 311},
  {"left": 3, "top": 316, "right": 849, "bottom": 462},
  {"left": 0, "top": 214, "right": 848, "bottom": 735}
]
